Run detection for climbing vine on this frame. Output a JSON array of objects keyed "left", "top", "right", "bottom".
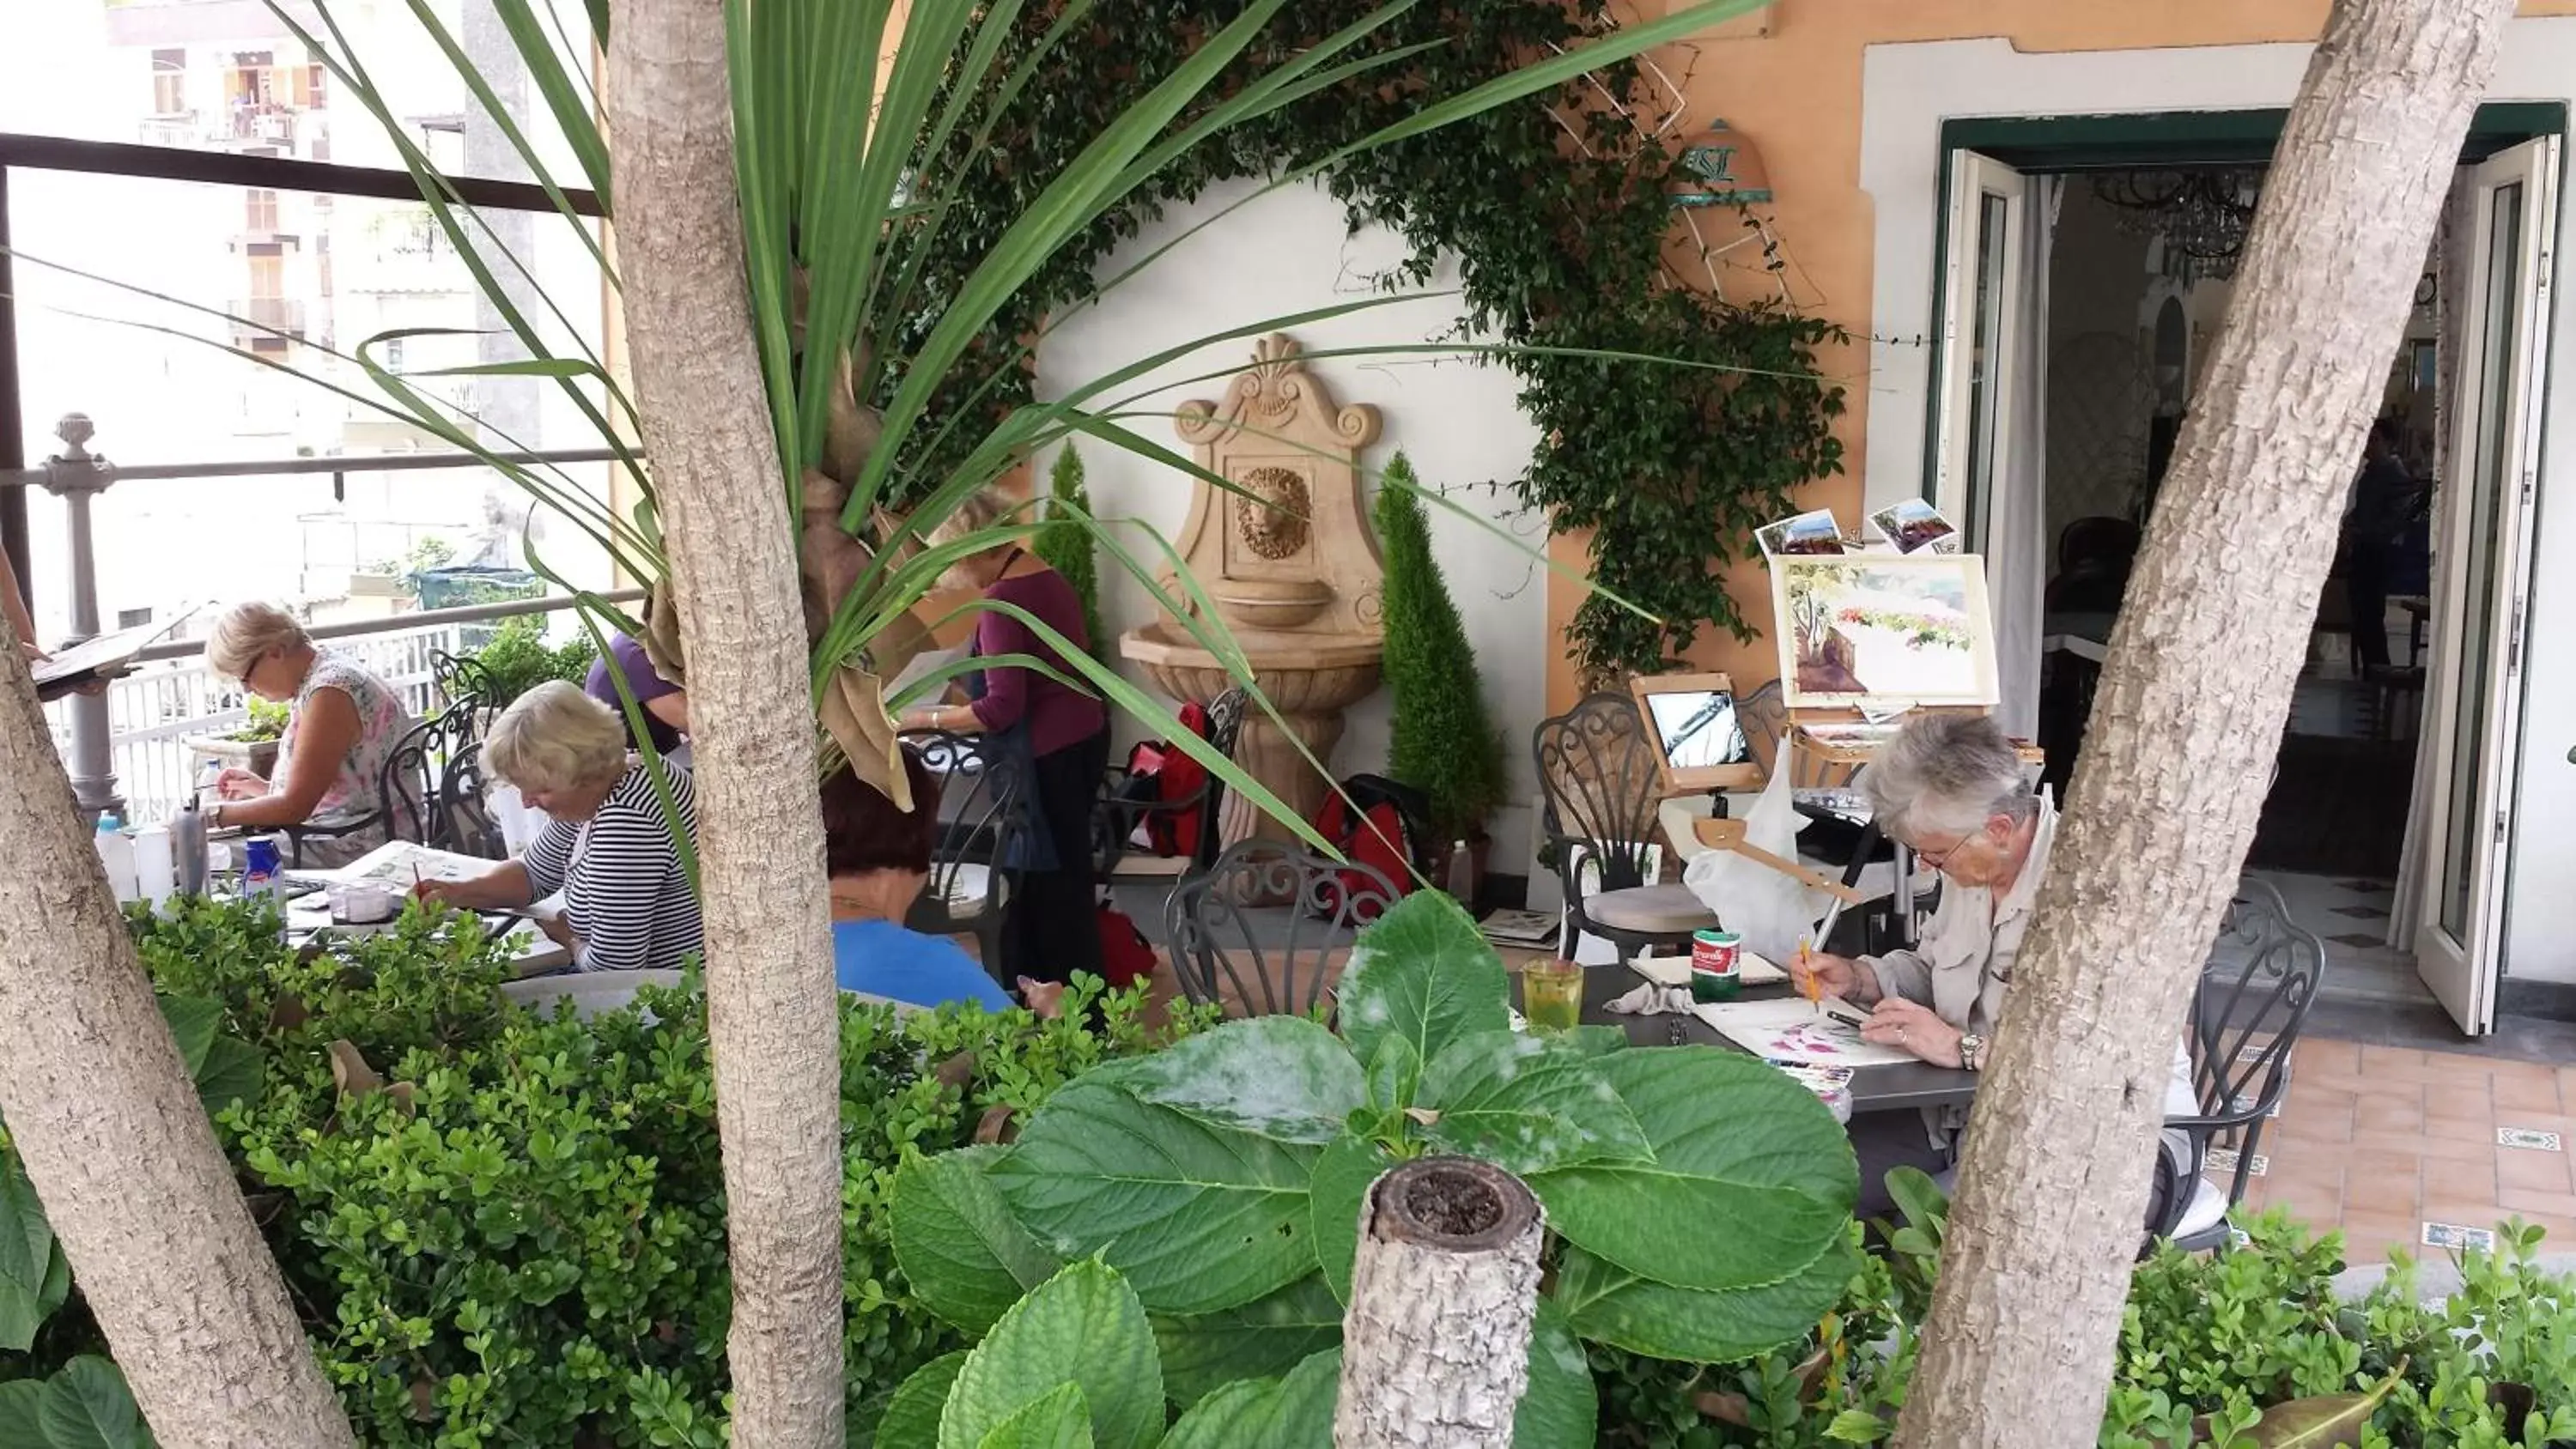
[{"left": 886, "top": 0, "right": 1846, "bottom": 680}]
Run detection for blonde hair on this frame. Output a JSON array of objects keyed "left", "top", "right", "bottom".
[
  {"left": 204, "top": 602, "right": 309, "bottom": 682},
  {"left": 920, "top": 487, "right": 1020, "bottom": 591},
  {"left": 484, "top": 681, "right": 629, "bottom": 794}
]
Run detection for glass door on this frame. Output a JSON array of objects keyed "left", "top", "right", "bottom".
[
  {"left": 1934, "top": 151, "right": 2030, "bottom": 549},
  {"left": 2414, "top": 137, "right": 2559, "bottom": 1035}
]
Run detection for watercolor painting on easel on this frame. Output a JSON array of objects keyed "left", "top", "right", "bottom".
[{"left": 1771, "top": 554, "right": 2000, "bottom": 709}]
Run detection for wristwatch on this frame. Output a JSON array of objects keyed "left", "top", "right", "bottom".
[{"left": 1959, "top": 1032, "right": 1987, "bottom": 1071}]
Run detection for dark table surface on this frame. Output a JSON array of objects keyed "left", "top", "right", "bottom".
[{"left": 1516, "top": 960, "right": 1980, "bottom": 1114}]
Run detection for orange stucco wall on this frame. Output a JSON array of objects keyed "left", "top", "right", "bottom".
[{"left": 1545, "top": 0, "right": 2576, "bottom": 712}]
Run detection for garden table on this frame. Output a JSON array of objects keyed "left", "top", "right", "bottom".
[{"left": 1514, "top": 958, "right": 1980, "bottom": 1114}]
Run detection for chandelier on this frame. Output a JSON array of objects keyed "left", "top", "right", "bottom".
[{"left": 2091, "top": 169, "right": 2264, "bottom": 282}]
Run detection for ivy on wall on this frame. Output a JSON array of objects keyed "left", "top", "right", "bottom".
[{"left": 888, "top": 1, "right": 1846, "bottom": 681}]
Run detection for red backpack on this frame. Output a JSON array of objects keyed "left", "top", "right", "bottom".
[
  {"left": 1308, "top": 773, "right": 1437, "bottom": 922},
  {"left": 1115, "top": 701, "right": 1213, "bottom": 857},
  {"left": 1095, "top": 901, "right": 1157, "bottom": 988}
]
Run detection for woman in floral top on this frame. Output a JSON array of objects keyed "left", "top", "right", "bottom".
[{"left": 204, "top": 602, "right": 410, "bottom": 867}]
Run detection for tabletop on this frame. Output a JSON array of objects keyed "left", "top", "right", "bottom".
[{"left": 1515, "top": 958, "right": 1980, "bottom": 1114}]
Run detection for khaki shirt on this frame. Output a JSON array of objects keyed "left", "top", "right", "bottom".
[{"left": 1864, "top": 797, "right": 2196, "bottom": 1148}]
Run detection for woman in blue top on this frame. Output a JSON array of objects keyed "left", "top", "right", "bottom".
[{"left": 821, "top": 747, "right": 1016, "bottom": 1011}]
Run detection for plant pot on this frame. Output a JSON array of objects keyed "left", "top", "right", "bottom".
[{"left": 185, "top": 733, "right": 280, "bottom": 781}]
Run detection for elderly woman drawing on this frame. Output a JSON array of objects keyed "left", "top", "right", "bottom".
[
  {"left": 203, "top": 602, "right": 410, "bottom": 866},
  {"left": 1791, "top": 713, "right": 2196, "bottom": 1219},
  {"left": 417, "top": 682, "right": 703, "bottom": 973}
]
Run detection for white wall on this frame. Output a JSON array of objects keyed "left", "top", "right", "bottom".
[
  {"left": 1036, "top": 178, "right": 1550, "bottom": 889},
  {"left": 1857, "top": 27, "right": 2576, "bottom": 985}
]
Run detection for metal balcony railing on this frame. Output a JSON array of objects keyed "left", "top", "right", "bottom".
[
  {"left": 2, "top": 412, "right": 634, "bottom": 823},
  {"left": 229, "top": 296, "right": 307, "bottom": 335}
]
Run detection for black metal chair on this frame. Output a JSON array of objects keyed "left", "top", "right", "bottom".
[
  {"left": 429, "top": 650, "right": 496, "bottom": 723},
  {"left": 2144, "top": 879, "right": 2326, "bottom": 1255},
  {"left": 900, "top": 728, "right": 1030, "bottom": 979},
  {"left": 440, "top": 742, "right": 507, "bottom": 858},
  {"left": 381, "top": 700, "right": 483, "bottom": 851},
  {"left": 1163, "top": 840, "right": 1400, "bottom": 1019},
  {"left": 1534, "top": 693, "right": 1717, "bottom": 964},
  {"left": 1096, "top": 687, "right": 1249, "bottom": 883}
]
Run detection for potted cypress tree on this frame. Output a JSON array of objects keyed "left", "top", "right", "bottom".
[
  {"left": 1033, "top": 444, "right": 1108, "bottom": 657},
  {"left": 1374, "top": 452, "right": 1507, "bottom": 903}
]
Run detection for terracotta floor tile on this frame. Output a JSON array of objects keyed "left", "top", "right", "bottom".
[
  {"left": 2292, "top": 1066, "right": 2374, "bottom": 1097},
  {"left": 2278, "top": 1095, "right": 2357, "bottom": 1144},
  {"left": 2559, "top": 1065, "right": 2576, "bottom": 1101},
  {"left": 2488, "top": 1058, "right": 2561, "bottom": 1088},
  {"left": 2262, "top": 1173, "right": 2348, "bottom": 1222},
  {"left": 2498, "top": 1186, "right": 2576, "bottom": 1220},
  {"left": 2496, "top": 1149, "right": 2575, "bottom": 1196},
  {"left": 2338, "top": 1211, "right": 2424, "bottom": 1264},
  {"left": 2341, "top": 1168, "right": 2423, "bottom": 1218},
  {"left": 2424, "top": 1158, "right": 2499, "bottom": 1205},
  {"left": 2423, "top": 1085, "right": 2496, "bottom": 1127},
  {"left": 2357, "top": 1127, "right": 2493, "bottom": 1165},
  {"left": 2353, "top": 1091, "right": 2426, "bottom": 1135},
  {"left": 2494, "top": 1075, "right": 2566, "bottom": 1116},
  {"left": 2297, "top": 1040, "right": 2361, "bottom": 1076},
  {"left": 2360, "top": 1046, "right": 2439, "bottom": 1082}
]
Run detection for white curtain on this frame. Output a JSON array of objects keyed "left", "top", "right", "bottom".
[{"left": 1990, "top": 176, "right": 2061, "bottom": 739}]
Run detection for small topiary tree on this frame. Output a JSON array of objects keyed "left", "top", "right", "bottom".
[
  {"left": 1375, "top": 452, "right": 1505, "bottom": 845},
  {"left": 1032, "top": 445, "right": 1107, "bottom": 658}
]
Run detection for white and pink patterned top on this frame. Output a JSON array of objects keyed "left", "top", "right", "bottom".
[{"left": 277, "top": 650, "right": 408, "bottom": 865}]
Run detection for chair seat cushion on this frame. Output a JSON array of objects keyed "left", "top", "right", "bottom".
[
  {"left": 2173, "top": 1176, "right": 2231, "bottom": 1241},
  {"left": 1584, "top": 882, "right": 1717, "bottom": 935}
]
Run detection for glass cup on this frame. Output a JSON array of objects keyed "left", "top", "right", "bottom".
[{"left": 1522, "top": 959, "right": 1585, "bottom": 1034}]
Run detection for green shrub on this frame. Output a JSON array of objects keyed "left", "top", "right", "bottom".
[
  {"left": 885, "top": 892, "right": 1862, "bottom": 1448},
  {"left": 1374, "top": 453, "right": 1506, "bottom": 842},
  {"left": 64, "top": 899, "right": 1200, "bottom": 1445},
  {"left": 227, "top": 697, "right": 292, "bottom": 743},
  {"left": 1593, "top": 1168, "right": 2576, "bottom": 1448},
  {"left": 1032, "top": 445, "right": 1107, "bottom": 659},
  {"left": 465, "top": 616, "right": 598, "bottom": 709}
]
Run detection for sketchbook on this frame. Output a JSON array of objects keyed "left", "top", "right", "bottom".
[{"left": 1689, "top": 995, "right": 1922, "bottom": 1067}]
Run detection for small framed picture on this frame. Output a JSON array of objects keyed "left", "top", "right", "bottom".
[
  {"left": 1866, "top": 498, "right": 1962, "bottom": 555},
  {"left": 1755, "top": 508, "right": 1846, "bottom": 558}
]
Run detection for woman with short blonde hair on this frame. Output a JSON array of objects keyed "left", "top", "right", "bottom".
[
  {"left": 418, "top": 682, "right": 702, "bottom": 973},
  {"left": 201, "top": 601, "right": 409, "bottom": 866},
  {"left": 900, "top": 482, "right": 1109, "bottom": 986}
]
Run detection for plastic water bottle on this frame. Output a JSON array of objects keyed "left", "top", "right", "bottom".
[
  {"left": 131, "top": 823, "right": 176, "bottom": 907},
  {"left": 94, "top": 815, "right": 139, "bottom": 904},
  {"left": 1445, "top": 839, "right": 1474, "bottom": 907},
  {"left": 170, "top": 794, "right": 210, "bottom": 897}
]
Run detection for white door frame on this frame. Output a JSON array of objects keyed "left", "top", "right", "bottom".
[
  {"left": 2413, "top": 136, "right": 2560, "bottom": 1034},
  {"left": 1932, "top": 150, "right": 2029, "bottom": 549}
]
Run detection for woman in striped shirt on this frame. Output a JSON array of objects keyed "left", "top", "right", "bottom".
[{"left": 417, "top": 682, "right": 702, "bottom": 972}]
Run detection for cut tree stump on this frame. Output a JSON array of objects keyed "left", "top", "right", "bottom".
[{"left": 1334, "top": 1156, "right": 1544, "bottom": 1448}]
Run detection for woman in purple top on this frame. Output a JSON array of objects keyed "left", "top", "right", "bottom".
[
  {"left": 586, "top": 632, "right": 690, "bottom": 756},
  {"left": 905, "top": 488, "right": 1110, "bottom": 986}
]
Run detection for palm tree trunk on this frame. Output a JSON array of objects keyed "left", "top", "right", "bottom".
[
  {"left": 604, "top": 6, "right": 847, "bottom": 1446},
  {"left": 1893, "top": 0, "right": 2516, "bottom": 1443},
  {"left": 0, "top": 647, "right": 355, "bottom": 1448}
]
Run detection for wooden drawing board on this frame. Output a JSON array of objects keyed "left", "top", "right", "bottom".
[{"left": 1628, "top": 670, "right": 1763, "bottom": 793}]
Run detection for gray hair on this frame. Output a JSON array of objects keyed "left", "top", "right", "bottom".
[
  {"left": 484, "top": 681, "right": 629, "bottom": 794},
  {"left": 1862, "top": 714, "right": 2035, "bottom": 841},
  {"left": 204, "top": 602, "right": 309, "bottom": 681}
]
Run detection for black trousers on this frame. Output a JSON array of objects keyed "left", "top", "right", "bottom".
[
  {"left": 2346, "top": 547, "right": 2392, "bottom": 672},
  {"left": 1850, "top": 1113, "right": 1955, "bottom": 1221},
  {"left": 1006, "top": 727, "right": 1110, "bottom": 986}
]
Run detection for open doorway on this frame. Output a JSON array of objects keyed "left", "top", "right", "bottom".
[
  {"left": 2029, "top": 167, "right": 2437, "bottom": 1007},
  {"left": 1933, "top": 134, "right": 2559, "bottom": 1036}
]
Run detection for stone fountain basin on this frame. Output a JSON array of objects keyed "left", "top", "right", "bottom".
[
  {"left": 1118, "top": 621, "right": 1382, "bottom": 712},
  {"left": 1120, "top": 621, "right": 1382, "bottom": 857}
]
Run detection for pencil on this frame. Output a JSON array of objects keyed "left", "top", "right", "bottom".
[{"left": 1796, "top": 934, "right": 1819, "bottom": 1014}]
